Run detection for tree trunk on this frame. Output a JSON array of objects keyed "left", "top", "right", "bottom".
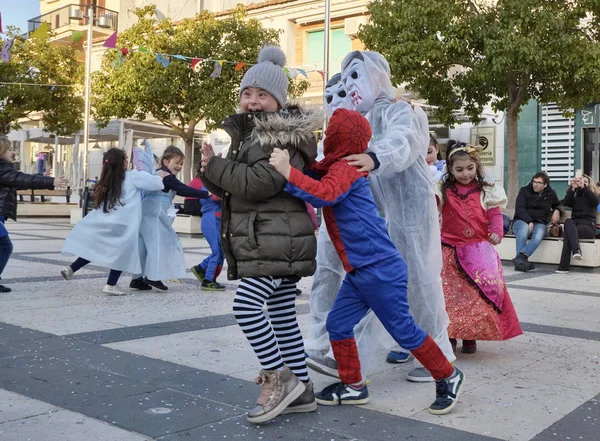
[
  {"left": 506, "top": 108, "right": 520, "bottom": 209},
  {"left": 183, "top": 136, "right": 194, "bottom": 184}
]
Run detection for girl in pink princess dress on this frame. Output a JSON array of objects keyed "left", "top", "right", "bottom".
[{"left": 436, "top": 142, "right": 522, "bottom": 355}]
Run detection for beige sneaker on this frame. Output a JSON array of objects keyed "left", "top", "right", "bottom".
[
  {"left": 61, "top": 267, "right": 73, "bottom": 281},
  {"left": 281, "top": 379, "right": 317, "bottom": 414},
  {"left": 247, "top": 366, "right": 305, "bottom": 424},
  {"left": 102, "top": 284, "right": 126, "bottom": 296}
]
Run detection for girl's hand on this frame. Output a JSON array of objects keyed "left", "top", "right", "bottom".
[
  {"left": 489, "top": 233, "right": 501, "bottom": 245},
  {"left": 269, "top": 148, "right": 291, "bottom": 179},
  {"left": 156, "top": 171, "right": 169, "bottom": 179},
  {"left": 528, "top": 222, "right": 534, "bottom": 235},
  {"left": 343, "top": 153, "right": 375, "bottom": 172},
  {"left": 551, "top": 210, "right": 560, "bottom": 224},
  {"left": 54, "top": 176, "right": 68, "bottom": 188}
]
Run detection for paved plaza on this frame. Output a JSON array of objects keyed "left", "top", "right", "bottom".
[{"left": 0, "top": 218, "right": 598, "bottom": 441}]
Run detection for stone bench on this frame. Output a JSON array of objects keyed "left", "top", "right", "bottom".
[
  {"left": 172, "top": 214, "right": 202, "bottom": 235},
  {"left": 495, "top": 235, "right": 599, "bottom": 267},
  {"left": 17, "top": 187, "right": 71, "bottom": 203}
]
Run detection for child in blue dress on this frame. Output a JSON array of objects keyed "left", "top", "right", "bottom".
[{"left": 131, "top": 146, "right": 208, "bottom": 291}]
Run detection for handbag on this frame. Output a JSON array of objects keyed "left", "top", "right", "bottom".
[{"left": 550, "top": 223, "right": 563, "bottom": 238}]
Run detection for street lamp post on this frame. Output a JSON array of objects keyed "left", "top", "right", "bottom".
[{"left": 83, "top": 6, "right": 94, "bottom": 189}]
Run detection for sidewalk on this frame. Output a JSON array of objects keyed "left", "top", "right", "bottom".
[{"left": 0, "top": 218, "right": 598, "bottom": 441}]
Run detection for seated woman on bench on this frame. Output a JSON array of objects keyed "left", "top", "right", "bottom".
[
  {"left": 555, "top": 174, "right": 600, "bottom": 274},
  {"left": 512, "top": 171, "right": 560, "bottom": 272}
]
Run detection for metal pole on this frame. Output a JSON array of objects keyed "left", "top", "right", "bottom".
[
  {"left": 322, "top": 0, "right": 331, "bottom": 133},
  {"left": 594, "top": 104, "right": 600, "bottom": 183},
  {"left": 82, "top": 6, "right": 94, "bottom": 187}
]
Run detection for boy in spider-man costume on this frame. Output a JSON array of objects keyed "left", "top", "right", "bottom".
[{"left": 269, "top": 108, "right": 465, "bottom": 415}]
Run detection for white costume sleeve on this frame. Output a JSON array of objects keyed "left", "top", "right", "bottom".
[
  {"left": 368, "top": 101, "right": 429, "bottom": 176},
  {"left": 129, "top": 170, "right": 164, "bottom": 192},
  {"left": 482, "top": 183, "right": 508, "bottom": 210}
]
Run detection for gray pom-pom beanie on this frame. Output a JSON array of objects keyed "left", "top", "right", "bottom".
[{"left": 240, "top": 46, "right": 289, "bottom": 108}]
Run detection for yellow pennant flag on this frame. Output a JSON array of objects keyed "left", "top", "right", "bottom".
[{"left": 32, "top": 22, "right": 49, "bottom": 40}]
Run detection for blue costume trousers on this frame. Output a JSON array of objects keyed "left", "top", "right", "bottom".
[
  {"left": 198, "top": 212, "right": 224, "bottom": 281},
  {"left": 326, "top": 254, "right": 427, "bottom": 351}
]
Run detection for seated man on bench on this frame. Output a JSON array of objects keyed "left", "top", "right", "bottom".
[{"left": 512, "top": 171, "right": 560, "bottom": 272}]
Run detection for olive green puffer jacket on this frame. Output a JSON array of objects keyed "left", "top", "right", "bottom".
[{"left": 202, "top": 107, "right": 320, "bottom": 280}]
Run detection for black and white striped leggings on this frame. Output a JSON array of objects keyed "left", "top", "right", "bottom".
[{"left": 232, "top": 277, "right": 309, "bottom": 382}]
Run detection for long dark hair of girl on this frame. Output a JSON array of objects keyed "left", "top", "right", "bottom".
[
  {"left": 441, "top": 142, "right": 491, "bottom": 202},
  {"left": 94, "top": 148, "right": 127, "bottom": 213}
]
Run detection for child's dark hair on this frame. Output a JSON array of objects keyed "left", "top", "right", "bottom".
[
  {"left": 441, "top": 141, "right": 491, "bottom": 201},
  {"left": 429, "top": 133, "right": 442, "bottom": 160},
  {"left": 94, "top": 148, "right": 127, "bottom": 213},
  {"left": 159, "top": 146, "right": 185, "bottom": 170},
  {"left": 195, "top": 160, "right": 202, "bottom": 178}
]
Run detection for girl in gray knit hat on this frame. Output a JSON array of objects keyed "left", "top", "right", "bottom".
[{"left": 200, "top": 45, "right": 322, "bottom": 424}]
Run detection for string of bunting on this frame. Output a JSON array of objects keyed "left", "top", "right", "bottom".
[
  {"left": 102, "top": 32, "right": 326, "bottom": 79},
  {"left": 1, "top": 20, "right": 326, "bottom": 80},
  {"left": 0, "top": 82, "right": 75, "bottom": 88}
]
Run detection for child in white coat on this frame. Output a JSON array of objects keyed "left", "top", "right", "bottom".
[{"left": 61, "top": 148, "right": 166, "bottom": 295}]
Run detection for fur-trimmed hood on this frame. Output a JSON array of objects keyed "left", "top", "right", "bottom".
[{"left": 251, "top": 106, "right": 322, "bottom": 150}]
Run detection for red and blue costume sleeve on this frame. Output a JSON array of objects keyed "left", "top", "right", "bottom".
[{"left": 286, "top": 161, "right": 362, "bottom": 208}]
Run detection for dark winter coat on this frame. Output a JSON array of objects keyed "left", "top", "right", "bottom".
[
  {"left": 201, "top": 107, "right": 320, "bottom": 280},
  {"left": 0, "top": 159, "right": 55, "bottom": 221},
  {"left": 563, "top": 186, "right": 600, "bottom": 226},
  {"left": 514, "top": 182, "right": 560, "bottom": 224}
]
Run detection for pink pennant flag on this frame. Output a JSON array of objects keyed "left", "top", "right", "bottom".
[
  {"left": 0, "top": 12, "right": 3, "bottom": 34},
  {"left": 317, "top": 71, "right": 325, "bottom": 80},
  {"left": 103, "top": 32, "right": 117, "bottom": 48}
]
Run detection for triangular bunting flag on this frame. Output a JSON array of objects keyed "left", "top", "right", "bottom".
[
  {"left": 112, "top": 51, "right": 124, "bottom": 70},
  {"left": 1, "top": 38, "right": 13, "bottom": 62},
  {"left": 218, "top": 60, "right": 225, "bottom": 66},
  {"left": 288, "top": 68, "right": 298, "bottom": 79},
  {"left": 156, "top": 53, "right": 170, "bottom": 67},
  {"left": 191, "top": 58, "right": 203, "bottom": 72},
  {"left": 210, "top": 61, "right": 222, "bottom": 79},
  {"left": 317, "top": 71, "right": 325, "bottom": 80},
  {"left": 297, "top": 69, "right": 307, "bottom": 78},
  {"left": 71, "top": 31, "right": 84, "bottom": 43},
  {"left": 103, "top": 32, "right": 117, "bottom": 48},
  {"left": 283, "top": 67, "right": 290, "bottom": 76},
  {"left": 31, "top": 22, "right": 49, "bottom": 40},
  {"left": 138, "top": 47, "right": 149, "bottom": 53},
  {"left": 234, "top": 62, "right": 246, "bottom": 71},
  {"left": 171, "top": 54, "right": 187, "bottom": 61}
]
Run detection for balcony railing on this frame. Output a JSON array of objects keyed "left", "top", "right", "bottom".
[{"left": 28, "top": 4, "right": 118, "bottom": 36}]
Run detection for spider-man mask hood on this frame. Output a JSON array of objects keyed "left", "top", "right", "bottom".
[{"left": 314, "top": 109, "right": 372, "bottom": 174}]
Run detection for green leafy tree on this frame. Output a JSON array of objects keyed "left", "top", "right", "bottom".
[
  {"left": 360, "top": 0, "right": 600, "bottom": 206},
  {"left": 93, "top": 6, "right": 309, "bottom": 182},
  {"left": 0, "top": 27, "right": 84, "bottom": 136}
]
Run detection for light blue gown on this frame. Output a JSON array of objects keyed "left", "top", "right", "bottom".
[
  {"left": 62, "top": 170, "right": 164, "bottom": 274},
  {"left": 135, "top": 188, "right": 187, "bottom": 281}
]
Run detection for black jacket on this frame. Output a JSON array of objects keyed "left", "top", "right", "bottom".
[
  {"left": 564, "top": 186, "right": 600, "bottom": 226},
  {"left": 0, "top": 160, "right": 55, "bottom": 221},
  {"left": 514, "top": 182, "right": 560, "bottom": 224},
  {"left": 201, "top": 107, "right": 319, "bottom": 280}
]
